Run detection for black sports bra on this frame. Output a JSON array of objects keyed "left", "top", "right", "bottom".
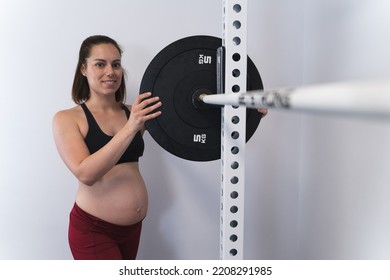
[{"left": 81, "top": 103, "right": 144, "bottom": 164}]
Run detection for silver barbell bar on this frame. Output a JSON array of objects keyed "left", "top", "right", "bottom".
[{"left": 201, "top": 79, "right": 390, "bottom": 118}]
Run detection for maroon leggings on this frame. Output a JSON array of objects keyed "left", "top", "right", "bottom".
[{"left": 68, "top": 203, "right": 142, "bottom": 260}]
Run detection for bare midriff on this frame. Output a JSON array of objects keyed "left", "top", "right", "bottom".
[{"left": 75, "top": 162, "right": 148, "bottom": 226}]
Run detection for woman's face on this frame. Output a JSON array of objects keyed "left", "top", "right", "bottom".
[{"left": 82, "top": 43, "right": 123, "bottom": 99}]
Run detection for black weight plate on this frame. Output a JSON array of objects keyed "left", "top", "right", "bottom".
[{"left": 140, "top": 35, "right": 263, "bottom": 161}]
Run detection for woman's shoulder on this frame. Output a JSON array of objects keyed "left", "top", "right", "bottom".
[{"left": 53, "top": 105, "right": 84, "bottom": 127}]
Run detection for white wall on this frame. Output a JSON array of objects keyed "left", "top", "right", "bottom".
[
  {"left": 298, "top": 0, "right": 390, "bottom": 259},
  {"left": 0, "top": 0, "right": 389, "bottom": 260}
]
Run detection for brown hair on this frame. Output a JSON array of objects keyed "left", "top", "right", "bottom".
[{"left": 71, "top": 35, "right": 126, "bottom": 104}]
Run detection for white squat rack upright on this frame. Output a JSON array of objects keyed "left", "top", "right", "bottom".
[{"left": 220, "top": 0, "right": 248, "bottom": 260}]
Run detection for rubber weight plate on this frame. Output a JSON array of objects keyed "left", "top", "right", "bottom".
[{"left": 140, "top": 35, "right": 263, "bottom": 161}]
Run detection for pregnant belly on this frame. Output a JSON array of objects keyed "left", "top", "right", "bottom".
[{"left": 75, "top": 163, "right": 149, "bottom": 226}]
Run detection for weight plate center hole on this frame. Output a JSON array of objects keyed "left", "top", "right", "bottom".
[{"left": 192, "top": 88, "right": 214, "bottom": 110}]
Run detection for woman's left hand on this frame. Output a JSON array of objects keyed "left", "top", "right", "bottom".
[{"left": 258, "top": 108, "right": 268, "bottom": 118}]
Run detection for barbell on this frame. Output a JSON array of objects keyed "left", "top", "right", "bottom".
[
  {"left": 201, "top": 79, "right": 390, "bottom": 118},
  {"left": 140, "top": 35, "right": 390, "bottom": 162}
]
